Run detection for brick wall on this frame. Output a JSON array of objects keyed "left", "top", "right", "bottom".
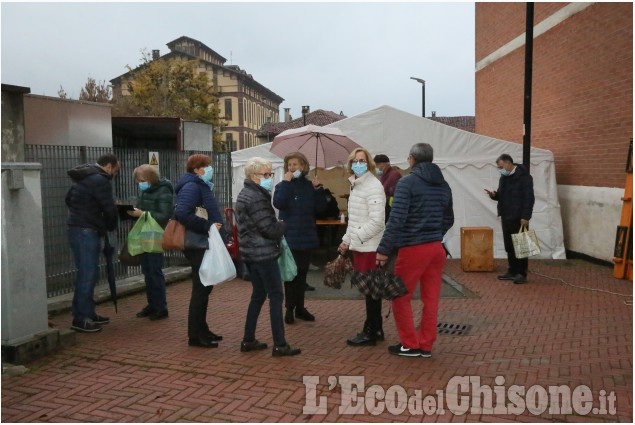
[{"left": 476, "top": 3, "right": 632, "bottom": 188}]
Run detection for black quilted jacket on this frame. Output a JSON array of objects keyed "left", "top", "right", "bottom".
[
  {"left": 236, "top": 179, "right": 287, "bottom": 263},
  {"left": 65, "top": 164, "right": 118, "bottom": 234}
]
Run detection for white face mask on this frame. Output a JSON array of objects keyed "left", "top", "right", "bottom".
[{"left": 293, "top": 170, "right": 302, "bottom": 179}]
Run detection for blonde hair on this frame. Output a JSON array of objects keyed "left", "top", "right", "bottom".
[
  {"left": 244, "top": 157, "right": 272, "bottom": 179},
  {"left": 283, "top": 152, "right": 310, "bottom": 174},
  {"left": 133, "top": 164, "right": 160, "bottom": 184},
  {"left": 346, "top": 148, "right": 376, "bottom": 176}
]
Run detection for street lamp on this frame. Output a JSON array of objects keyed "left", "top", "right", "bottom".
[{"left": 410, "top": 77, "right": 426, "bottom": 117}]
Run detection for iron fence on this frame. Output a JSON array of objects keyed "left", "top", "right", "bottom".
[{"left": 24, "top": 145, "right": 232, "bottom": 298}]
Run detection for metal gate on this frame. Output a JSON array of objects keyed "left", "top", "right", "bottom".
[{"left": 24, "top": 145, "right": 232, "bottom": 298}]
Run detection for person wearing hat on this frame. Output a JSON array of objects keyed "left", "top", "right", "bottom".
[{"left": 373, "top": 154, "right": 402, "bottom": 222}]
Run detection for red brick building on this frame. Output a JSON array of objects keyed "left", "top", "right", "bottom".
[{"left": 475, "top": 3, "right": 632, "bottom": 261}]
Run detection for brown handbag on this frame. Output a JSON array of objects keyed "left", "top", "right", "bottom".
[
  {"left": 161, "top": 207, "right": 209, "bottom": 251},
  {"left": 161, "top": 219, "right": 186, "bottom": 251}
]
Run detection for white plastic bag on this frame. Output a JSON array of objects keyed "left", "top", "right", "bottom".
[{"left": 199, "top": 225, "right": 237, "bottom": 286}]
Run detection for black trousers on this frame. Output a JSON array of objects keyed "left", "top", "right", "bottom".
[
  {"left": 501, "top": 218, "right": 529, "bottom": 277},
  {"left": 365, "top": 296, "right": 382, "bottom": 332},
  {"left": 184, "top": 248, "right": 214, "bottom": 339},
  {"left": 284, "top": 249, "right": 312, "bottom": 310}
]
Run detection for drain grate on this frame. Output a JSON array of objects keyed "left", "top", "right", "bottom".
[{"left": 437, "top": 323, "right": 472, "bottom": 336}]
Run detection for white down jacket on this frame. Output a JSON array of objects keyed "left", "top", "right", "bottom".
[{"left": 342, "top": 171, "right": 386, "bottom": 252}]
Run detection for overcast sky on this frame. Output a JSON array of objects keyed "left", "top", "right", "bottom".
[{"left": 1, "top": 2, "right": 475, "bottom": 119}]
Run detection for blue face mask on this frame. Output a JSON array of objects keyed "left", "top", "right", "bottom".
[
  {"left": 199, "top": 166, "right": 214, "bottom": 183},
  {"left": 293, "top": 170, "right": 302, "bottom": 179},
  {"left": 138, "top": 182, "right": 150, "bottom": 191},
  {"left": 351, "top": 162, "right": 368, "bottom": 177},
  {"left": 375, "top": 168, "right": 383, "bottom": 176},
  {"left": 259, "top": 177, "right": 273, "bottom": 191},
  {"left": 499, "top": 168, "right": 510, "bottom": 176}
]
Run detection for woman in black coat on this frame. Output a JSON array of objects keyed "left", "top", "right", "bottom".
[
  {"left": 174, "top": 154, "right": 225, "bottom": 348},
  {"left": 273, "top": 152, "right": 326, "bottom": 324},
  {"left": 236, "top": 157, "right": 301, "bottom": 357}
]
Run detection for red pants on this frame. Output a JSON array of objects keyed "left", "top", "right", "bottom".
[
  {"left": 351, "top": 251, "right": 377, "bottom": 273},
  {"left": 392, "top": 242, "right": 446, "bottom": 351}
]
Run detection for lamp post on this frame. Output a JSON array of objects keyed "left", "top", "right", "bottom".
[
  {"left": 302, "top": 105, "right": 310, "bottom": 126},
  {"left": 410, "top": 77, "right": 426, "bottom": 117}
]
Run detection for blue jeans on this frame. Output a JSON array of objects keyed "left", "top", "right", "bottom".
[
  {"left": 244, "top": 259, "right": 286, "bottom": 347},
  {"left": 68, "top": 227, "right": 101, "bottom": 322},
  {"left": 141, "top": 252, "right": 167, "bottom": 312}
]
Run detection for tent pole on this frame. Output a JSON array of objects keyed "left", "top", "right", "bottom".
[{"left": 523, "top": 2, "right": 534, "bottom": 173}]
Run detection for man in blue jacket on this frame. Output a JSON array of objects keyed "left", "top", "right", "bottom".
[
  {"left": 66, "top": 153, "right": 120, "bottom": 332},
  {"left": 485, "top": 153, "right": 535, "bottom": 284},
  {"left": 376, "top": 143, "right": 454, "bottom": 358}
]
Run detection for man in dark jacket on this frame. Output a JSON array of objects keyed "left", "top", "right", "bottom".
[
  {"left": 65, "top": 153, "right": 120, "bottom": 333},
  {"left": 373, "top": 154, "right": 402, "bottom": 222},
  {"left": 485, "top": 153, "right": 535, "bottom": 284},
  {"left": 376, "top": 143, "right": 454, "bottom": 358}
]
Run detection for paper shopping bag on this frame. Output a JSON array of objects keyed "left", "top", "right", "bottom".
[{"left": 512, "top": 224, "right": 541, "bottom": 259}]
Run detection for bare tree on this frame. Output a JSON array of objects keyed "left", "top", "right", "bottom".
[
  {"left": 79, "top": 77, "right": 112, "bottom": 103},
  {"left": 57, "top": 85, "right": 68, "bottom": 99}
]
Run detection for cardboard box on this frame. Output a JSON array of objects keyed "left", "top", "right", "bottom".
[{"left": 461, "top": 227, "right": 494, "bottom": 272}]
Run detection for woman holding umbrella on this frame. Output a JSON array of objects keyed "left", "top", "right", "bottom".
[
  {"left": 273, "top": 152, "right": 326, "bottom": 324},
  {"left": 338, "top": 148, "right": 386, "bottom": 346}
]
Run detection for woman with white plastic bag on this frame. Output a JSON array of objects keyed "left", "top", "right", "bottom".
[{"left": 200, "top": 226, "right": 237, "bottom": 286}]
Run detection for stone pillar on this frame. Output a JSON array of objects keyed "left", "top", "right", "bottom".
[{"left": 1, "top": 163, "right": 49, "bottom": 339}]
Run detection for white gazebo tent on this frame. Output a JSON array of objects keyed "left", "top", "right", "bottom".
[{"left": 231, "top": 105, "right": 565, "bottom": 259}]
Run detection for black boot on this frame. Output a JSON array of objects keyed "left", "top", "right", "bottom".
[
  {"left": 375, "top": 316, "right": 385, "bottom": 341},
  {"left": 346, "top": 321, "right": 376, "bottom": 346},
  {"left": 285, "top": 308, "right": 295, "bottom": 325}
]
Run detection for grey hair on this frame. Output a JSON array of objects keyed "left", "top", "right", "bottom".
[
  {"left": 244, "top": 157, "right": 272, "bottom": 179},
  {"left": 409, "top": 143, "right": 433, "bottom": 164}
]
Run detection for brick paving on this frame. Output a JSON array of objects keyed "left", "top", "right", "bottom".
[{"left": 2, "top": 259, "right": 632, "bottom": 422}]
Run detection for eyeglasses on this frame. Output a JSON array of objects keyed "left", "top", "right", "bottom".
[
  {"left": 352, "top": 159, "right": 367, "bottom": 164},
  {"left": 256, "top": 172, "right": 274, "bottom": 178}
]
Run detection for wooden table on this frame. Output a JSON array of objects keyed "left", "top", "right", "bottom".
[{"left": 315, "top": 220, "right": 347, "bottom": 260}]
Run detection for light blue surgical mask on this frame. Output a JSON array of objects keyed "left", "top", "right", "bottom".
[
  {"left": 138, "top": 182, "right": 150, "bottom": 191},
  {"left": 375, "top": 168, "right": 383, "bottom": 177},
  {"left": 259, "top": 177, "right": 273, "bottom": 191},
  {"left": 351, "top": 162, "right": 368, "bottom": 177},
  {"left": 293, "top": 170, "right": 302, "bottom": 179},
  {"left": 499, "top": 168, "right": 510, "bottom": 176},
  {"left": 199, "top": 166, "right": 214, "bottom": 183}
]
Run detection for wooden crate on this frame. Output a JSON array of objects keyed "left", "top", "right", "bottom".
[{"left": 461, "top": 227, "right": 494, "bottom": 272}]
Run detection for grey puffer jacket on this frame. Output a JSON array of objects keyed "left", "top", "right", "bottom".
[{"left": 236, "top": 179, "right": 287, "bottom": 263}]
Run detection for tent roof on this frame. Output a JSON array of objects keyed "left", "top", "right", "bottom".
[{"left": 232, "top": 105, "right": 554, "bottom": 170}]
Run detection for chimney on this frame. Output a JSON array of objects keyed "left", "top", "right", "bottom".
[
  {"left": 152, "top": 50, "right": 160, "bottom": 60},
  {"left": 431, "top": 111, "right": 437, "bottom": 118},
  {"left": 284, "top": 108, "right": 291, "bottom": 122}
]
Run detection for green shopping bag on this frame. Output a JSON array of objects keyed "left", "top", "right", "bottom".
[
  {"left": 127, "top": 212, "right": 165, "bottom": 256},
  {"left": 278, "top": 237, "right": 297, "bottom": 282}
]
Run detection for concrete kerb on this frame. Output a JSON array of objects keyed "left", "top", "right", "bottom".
[{"left": 46, "top": 266, "right": 192, "bottom": 317}]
